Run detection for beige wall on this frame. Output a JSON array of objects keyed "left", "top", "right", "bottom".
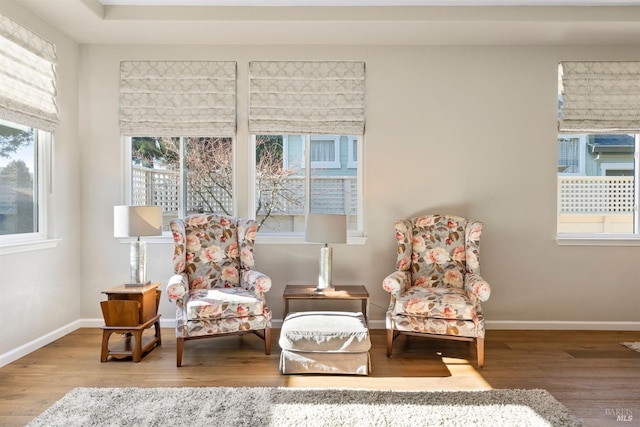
[
  {"left": 78, "top": 43, "right": 640, "bottom": 328},
  {"left": 0, "top": 2, "right": 81, "bottom": 357},
  {"left": 2, "top": 2, "right": 640, "bottom": 363}
]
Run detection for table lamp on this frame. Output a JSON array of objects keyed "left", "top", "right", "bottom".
[
  {"left": 305, "top": 213, "right": 347, "bottom": 290},
  {"left": 114, "top": 205, "right": 163, "bottom": 286}
]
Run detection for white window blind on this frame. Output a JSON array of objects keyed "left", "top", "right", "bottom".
[
  {"left": 249, "top": 61, "right": 365, "bottom": 135},
  {"left": 559, "top": 61, "right": 640, "bottom": 133},
  {"left": 0, "top": 13, "right": 59, "bottom": 132},
  {"left": 120, "top": 61, "right": 236, "bottom": 137}
]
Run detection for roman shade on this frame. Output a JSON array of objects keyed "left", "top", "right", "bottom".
[
  {"left": 249, "top": 61, "right": 365, "bottom": 135},
  {"left": 0, "top": 13, "right": 59, "bottom": 132},
  {"left": 559, "top": 61, "right": 640, "bottom": 133},
  {"left": 120, "top": 61, "right": 236, "bottom": 137}
]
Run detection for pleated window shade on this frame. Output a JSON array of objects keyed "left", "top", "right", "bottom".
[
  {"left": 249, "top": 61, "right": 365, "bottom": 135},
  {"left": 0, "top": 13, "right": 59, "bottom": 132},
  {"left": 120, "top": 61, "right": 236, "bottom": 137},
  {"left": 559, "top": 61, "right": 640, "bottom": 133}
]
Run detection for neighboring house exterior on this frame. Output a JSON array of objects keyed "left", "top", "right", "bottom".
[{"left": 559, "top": 134, "right": 634, "bottom": 177}]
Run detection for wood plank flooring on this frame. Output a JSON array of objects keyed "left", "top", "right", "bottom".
[{"left": 0, "top": 328, "right": 639, "bottom": 426}]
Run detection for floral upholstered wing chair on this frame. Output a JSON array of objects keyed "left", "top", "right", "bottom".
[
  {"left": 167, "top": 214, "right": 272, "bottom": 367},
  {"left": 383, "top": 214, "right": 491, "bottom": 368}
]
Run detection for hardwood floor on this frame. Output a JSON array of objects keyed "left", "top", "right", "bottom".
[{"left": 1, "top": 328, "right": 639, "bottom": 426}]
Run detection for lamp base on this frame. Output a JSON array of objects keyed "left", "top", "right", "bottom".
[
  {"left": 130, "top": 240, "right": 147, "bottom": 285},
  {"left": 316, "top": 245, "right": 334, "bottom": 291},
  {"left": 125, "top": 281, "right": 151, "bottom": 287}
]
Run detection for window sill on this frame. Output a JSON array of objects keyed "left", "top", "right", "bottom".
[
  {"left": 256, "top": 234, "right": 367, "bottom": 245},
  {"left": 0, "top": 238, "right": 61, "bottom": 255},
  {"left": 557, "top": 234, "right": 640, "bottom": 246},
  {"left": 118, "top": 235, "right": 368, "bottom": 246},
  {"left": 116, "top": 236, "right": 169, "bottom": 244}
]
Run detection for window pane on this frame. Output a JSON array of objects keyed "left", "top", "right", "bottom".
[
  {"left": 311, "top": 139, "right": 336, "bottom": 162},
  {"left": 0, "top": 120, "right": 37, "bottom": 236},
  {"left": 131, "top": 136, "right": 233, "bottom": 230},
  {"left": 557, "top": 133, "right": 635, "bottom": 234},
  {"left": 131, "top": 136, "right": 180, "bottom": 230},
  {"left": 255, "top": 135, "right": 305, "bottom": 232},
  {"left": 558, "top": 137, "right": 579, "bottom": 174},
  {"left": 255, "top": 134, "right": 359, "bottom": 233},
  {"left": 185, "top": 137, "right": 233, "bottom": 216},
  {"left": 310, "top": 135, "right": 358, "bottom": 231},
  {"left": 352, "top": 140, "right": 357, "bottom": 162}
]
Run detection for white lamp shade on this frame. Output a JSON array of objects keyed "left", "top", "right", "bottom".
[
  {"left": 114, "top": 205, "right": 163, "bottom": 238},
  {"left": 305, "top": 213, "right": 347, "bottom": 244}
]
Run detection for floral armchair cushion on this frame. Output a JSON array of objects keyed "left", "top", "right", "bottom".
[{"left": 185, "top": 287, "right": 269, "bottom": 321}]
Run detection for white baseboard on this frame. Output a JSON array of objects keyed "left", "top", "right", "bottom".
[
  {"left": 79, "top": 318, "right": 177, "bottom": 329},
  {"left": 2, "top": 318, "right": 638, "bottom": 368},
  {"left": 0, "top": 320, "right": 83, "bottom": 368},
  {"left": 79, "top": 318, "right": 640, "bottom": 331},
  {"left": 486, "top": 320, "right": 640, "bottom": 330}
]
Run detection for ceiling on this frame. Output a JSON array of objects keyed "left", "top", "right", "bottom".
[{"left": 15, "top": 0, "right": 640, "bottom": 45}]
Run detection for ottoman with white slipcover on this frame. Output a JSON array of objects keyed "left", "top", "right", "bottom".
[{"left": 279, "top": 311, "right": 371, "bottom": 375}]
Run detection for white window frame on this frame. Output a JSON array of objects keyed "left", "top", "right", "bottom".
[
  {"left": 309, "top": 135, "right": 340, "bottom": 169},
  {"left": 251, "top": 134, "right": 365, "bottom": 244},
  {"left": 601, "top": 162, "right": 634, "bottom": 176},
  {"left": 347, "top": 136, "right": 358, "bottom": 169},
  {"left": 0, "top": 128, "right": 58, "bottom": 254}
]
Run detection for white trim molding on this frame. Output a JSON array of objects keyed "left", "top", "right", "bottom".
[
  {"left": 0, "top": 319, "right": 81, "bottom": 368},
  {"left": 486, "top": 320, "right": 640, "bottom": 330}
]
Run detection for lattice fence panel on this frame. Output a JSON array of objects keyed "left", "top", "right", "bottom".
[
  {"left": 558, "top": 176, "right": 634, "bottom": 214},
  {"left": 134, "top": 166, "right": 356, "bottom": 219}
]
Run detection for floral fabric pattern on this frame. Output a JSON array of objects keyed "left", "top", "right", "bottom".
[
  {"left": 396, "top": 286, "right": 476, "bottom": 320},
  {"left": 168, "top": 214, "right": 272, "bottom": 339},
  {"left": 383, "top": 214, "right": 491, "bottom": 340},
  {"left": 186, "top": 288, "right": 268, "bottom": 321},
  {"left": 386, "top": 309, "right": 485, "bottom": 339}
]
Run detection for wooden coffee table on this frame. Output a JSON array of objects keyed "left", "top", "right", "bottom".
[{"left": 282, "top": 285, "right": 369, "bottom": 322}]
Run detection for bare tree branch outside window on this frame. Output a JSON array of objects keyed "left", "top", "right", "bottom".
[
  {"left": 131, "top": 135, "right": 304, "bottom": 230},
  {"left": 255, "top": 136, "right": 304, "bottom": 230}
]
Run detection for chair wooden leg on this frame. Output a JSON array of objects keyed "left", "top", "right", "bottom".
[
  {"left": 264, "top": 328, "right": 271, "bottom": 355},
  {"left": 176, "top": 337, "right": 184, "bottom": 367},
  {"left": 386, "top": 329, "right": 394, "bottom": 357},
  {"left": 476, "top": 337, "right": 484, "bottom": 368}
]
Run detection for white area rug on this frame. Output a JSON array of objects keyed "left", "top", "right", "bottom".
[
  {"left": 27, "top": 387, "right": 583, "bottom": 426},
  {"left": 622, "top": 342, "right": 640, "bottom": 353}
]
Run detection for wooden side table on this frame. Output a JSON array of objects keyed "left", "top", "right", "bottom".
[
  {"left": 283, "top": 285, "right": 370, "bottom": 322},
  {"left": 100, "top": 282, "right": 162, "bottom": 363}
]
